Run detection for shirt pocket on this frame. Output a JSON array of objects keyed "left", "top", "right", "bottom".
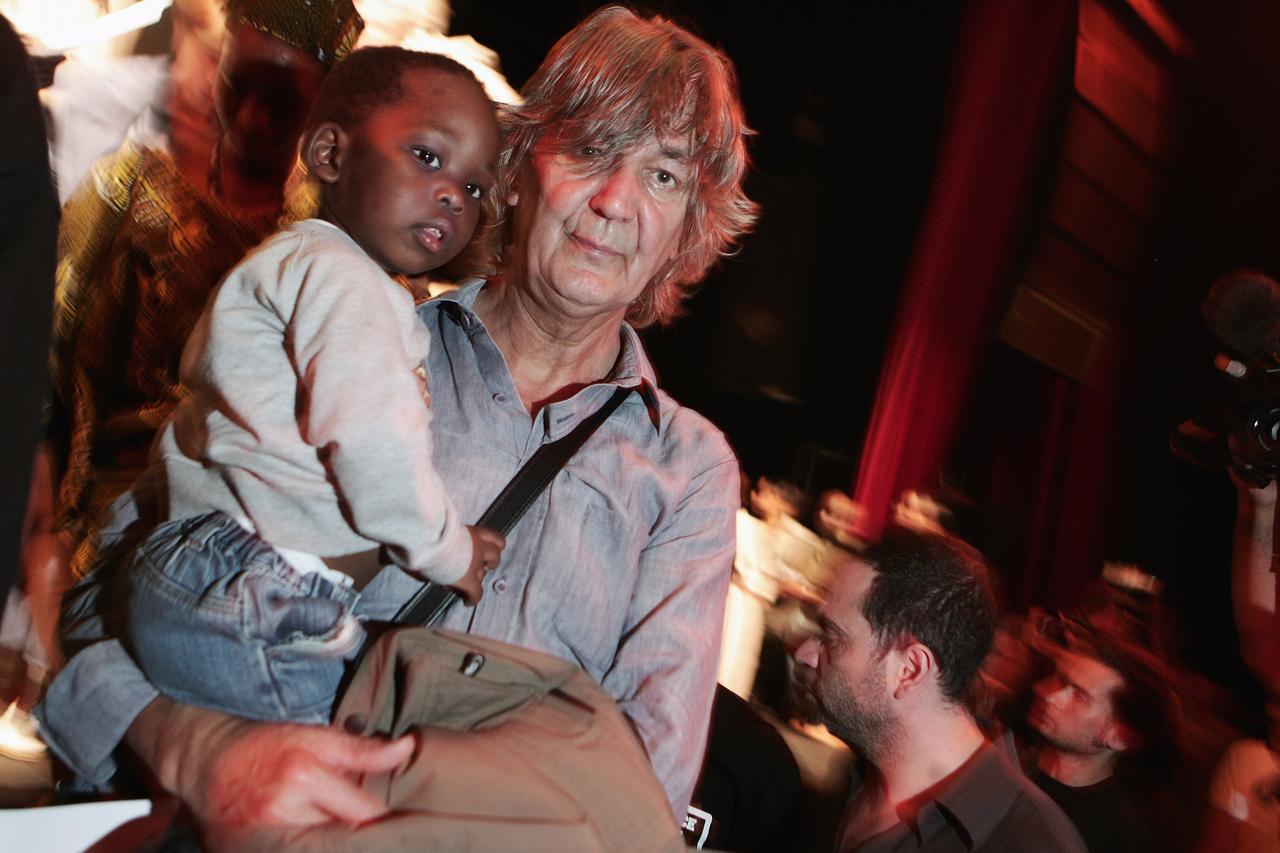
[{"left": 547, "top": 502, "right": 643, "bottom": 675}]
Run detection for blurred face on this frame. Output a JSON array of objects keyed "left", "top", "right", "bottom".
[
  {"left": 214, "top": 24, "right": 325, "bottom": 168},
  {"left": 1030, "top": 647, "right": 1123, "bottom": 756},
  {"left": 507, "top": 133, "right": 690, "bottom": 323},
  {"left": 323, "top": 69, "right": 498, "bottom": 276},
  {"left": 794, "top": 560, "right": 898, "bottom": 756}
]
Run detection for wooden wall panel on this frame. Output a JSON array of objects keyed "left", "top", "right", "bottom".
[
  {"left": 1061, "top": 98, "right": 1160, "bottom": 221},
  {"left": 1048, "top": 167, "right": 1145, "bottom": 276},
  {"left": 1023, "top": 228, "right": 1126, "bottom": 324}
]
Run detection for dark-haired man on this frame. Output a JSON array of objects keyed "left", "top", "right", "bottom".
[
  {"left": 794, "top": 529, "right": 1084, "bottom": 852},
  {"left": 1027, "top": 626, "right": 1161, "bottom": 852}
]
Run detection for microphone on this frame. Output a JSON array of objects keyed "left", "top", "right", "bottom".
[{"left": 1202, "top": 269, "right": 1280, "bottom": 359}]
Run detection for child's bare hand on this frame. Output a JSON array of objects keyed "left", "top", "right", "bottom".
[{"left": 450, "top": 526, "right": 506, "bottom": 606}]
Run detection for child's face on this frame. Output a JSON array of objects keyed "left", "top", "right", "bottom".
[{"left": 325, "top": 69, "right": 499, "bottom": 276}]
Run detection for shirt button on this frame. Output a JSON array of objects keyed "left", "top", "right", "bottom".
[
  {"left": 493, "top": 578, "right": 509, "bottom": 594},
  {"left": 493, "top": 392, "right": 506, "bottom": 404}
]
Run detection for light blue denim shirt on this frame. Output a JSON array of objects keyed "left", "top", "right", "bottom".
[{"left": 38, "top": 278, "right": 740, "bottom": 819}]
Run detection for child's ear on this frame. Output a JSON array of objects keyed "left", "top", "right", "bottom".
[{"left": 303, "top": 123, "right": 346, "bottom": 184}]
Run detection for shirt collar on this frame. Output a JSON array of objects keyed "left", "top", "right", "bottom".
[
  {"left": 428, "top": 278, "right": 663, "bottom": 432},
  {"left": 923, "top": 738, "right": 1022, "bottom": 849}
]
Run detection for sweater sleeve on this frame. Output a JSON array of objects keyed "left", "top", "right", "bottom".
[{"left": 276, "top": 232, "right": 471, "bottom": 583}]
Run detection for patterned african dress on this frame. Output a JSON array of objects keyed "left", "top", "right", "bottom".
[{"left": 49, "top": 139, "right": 277, "bottom": 578}]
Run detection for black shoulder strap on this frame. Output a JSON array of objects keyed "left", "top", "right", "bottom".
[{"left": 392, "top": 385, "right": 633, "bottom": 626}]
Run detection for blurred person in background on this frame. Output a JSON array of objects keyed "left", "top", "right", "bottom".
[
  {"left": 0, "top": 8, "right": 59, "bottom": 718},
  {"left": 1197, "top": 474, "right": 1280, "bottom": 851},
  {"left": 35, "top": 0, "right": 359, "bottom": 601},
  {"left": 37, "top": 0, "right": 226, "bottom": 204},
  {"left": 1026, "top": 618, "right": 1173, "bottom": 853},
  {"left": 1, "top": 0, "right": 225, "bottom": 761}
]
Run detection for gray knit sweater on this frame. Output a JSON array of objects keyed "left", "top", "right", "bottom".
[{"left": 156, "top": 218, "right": 471, "bottom": 584}]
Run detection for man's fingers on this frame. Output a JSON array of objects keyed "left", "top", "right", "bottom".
[
  {"left": 307, "top": 729, "right": 416, "bottom": 774},
  {"left": 296, "top": 761, "right": 396, "bottom": 825},
  {"left": 201, "top": 728, "right": 415, "bottom": 828}
]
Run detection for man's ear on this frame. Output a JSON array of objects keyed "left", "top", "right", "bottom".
[
  {"left": 890, "top": 641, "right": 937, "bottom": 700},
  {"left": 1101, "top": 719, "right": 1139, "bottom": 754},
  {"left": 303, "top": 122, "right": 346, "bottom": 184}
]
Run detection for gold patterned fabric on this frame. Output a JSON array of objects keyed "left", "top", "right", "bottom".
[
  {"left": 50, "top": 141, "right": 277, "bottom": 578},
  {"left": 224, "top": 0, "right": 363, "bottom": 69}
]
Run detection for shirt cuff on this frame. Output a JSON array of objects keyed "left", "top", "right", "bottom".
[{"left": 35, "top": 639, "right": 159, "bottom": 787}]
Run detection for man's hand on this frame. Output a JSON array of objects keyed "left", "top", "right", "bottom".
[
  {"left": 1231, "top": 467, "right": 1277, "bottom": 512},
  {"left": 126, "top": 696, "right": 414, "bottom": 827}
]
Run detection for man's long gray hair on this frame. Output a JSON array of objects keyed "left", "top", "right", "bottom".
[{"left": 494, "top": 5, "right": 758, "bottom": 328}]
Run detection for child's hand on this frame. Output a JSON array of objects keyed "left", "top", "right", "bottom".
[{"left": 450, "top": 526, "right": 506, "bottom": 606}]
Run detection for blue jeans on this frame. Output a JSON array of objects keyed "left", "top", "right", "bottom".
[{"left": 125, "top": 512, "right": 364, "bottom": 723}]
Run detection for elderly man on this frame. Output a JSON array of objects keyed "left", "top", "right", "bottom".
[
  {"left": 39, "top": 4, "right": 756, "bottom": 832},
  {"left": 794, "top": 528, "right": 1085, "bottom": 852}
]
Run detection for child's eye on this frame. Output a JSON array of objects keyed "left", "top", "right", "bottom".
[
  {"left": 412, "top": 147, "right": 441, "bottom": 169},
  {"left": 465, "top": 182, "right": 485, "bottom": 200}
]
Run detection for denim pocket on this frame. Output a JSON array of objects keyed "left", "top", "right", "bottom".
[{"left": 127, "top": 513, "right": 362, "bottom": 723}]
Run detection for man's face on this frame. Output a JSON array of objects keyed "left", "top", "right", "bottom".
[
  {"left": 507, "top": 133, "right": 690, "bottom": 324},
  {"left": 1030, "top": 646, "right": 1124, "bottom": 756},
  {"left": 214, "top": 24, "right": 325, "bottom": 169},
  {"left": 324, "top": 69, "right": 498, "bottom": 276},
  {"left": 794, "top": 559, "right": 899, "bottom": 756}
]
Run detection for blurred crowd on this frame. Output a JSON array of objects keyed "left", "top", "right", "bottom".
[{"left": 710, "top": 471, "right": 1280, "bottom": 851}]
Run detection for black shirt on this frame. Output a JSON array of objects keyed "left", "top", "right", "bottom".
[{"left": 1031, "top": 768, "right": 1149, "bottom": 853}]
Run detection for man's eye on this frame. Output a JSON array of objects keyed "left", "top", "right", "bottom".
[
  {"left": 412, "top": 148, "right": 441, "bottom": 168},
  {"left": 466, "top": 182, "right": 485, "bottom": 200},
  {"left": 580, "top": 144, "right": 605, "bottom": 158},
  {"left": 651, "top": 168, "right": 685, "bottom": 192}
]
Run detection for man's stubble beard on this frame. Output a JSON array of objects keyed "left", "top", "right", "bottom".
[{"left": 817, "top": 668, "right": 901, "bottom": 762}]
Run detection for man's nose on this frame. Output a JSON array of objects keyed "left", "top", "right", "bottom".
[
  {"left": 795, "top": 636, "right": 820, "bottom": 669},
  {"left": 588, "top": 166, "right": 639, "bottom": 220},
  {"left": 235, "top": 93, "right": 274, "bottom": 139}
]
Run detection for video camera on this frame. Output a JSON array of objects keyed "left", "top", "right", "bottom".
[{"left": 1170, "top": 270, "right": 1280, "bottom": 486}]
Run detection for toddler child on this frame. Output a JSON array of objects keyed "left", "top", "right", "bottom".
[{"left": 123, "top": 47, "right": 505, "bottom": 723}]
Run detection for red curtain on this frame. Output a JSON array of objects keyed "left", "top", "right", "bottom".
[
  {"left": 975, "top": 348, "right": 1123, "bottom": 610},
  {"left": 853, "top": 0, "right": 1078, "bottom": 534}
]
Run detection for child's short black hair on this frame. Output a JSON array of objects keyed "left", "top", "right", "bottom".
[
  {"left": 305, "top": 46, "right": 499, "bottom": 278},
  {"left": 307, "top": 46, "right": 489, "bottom": 131}
]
